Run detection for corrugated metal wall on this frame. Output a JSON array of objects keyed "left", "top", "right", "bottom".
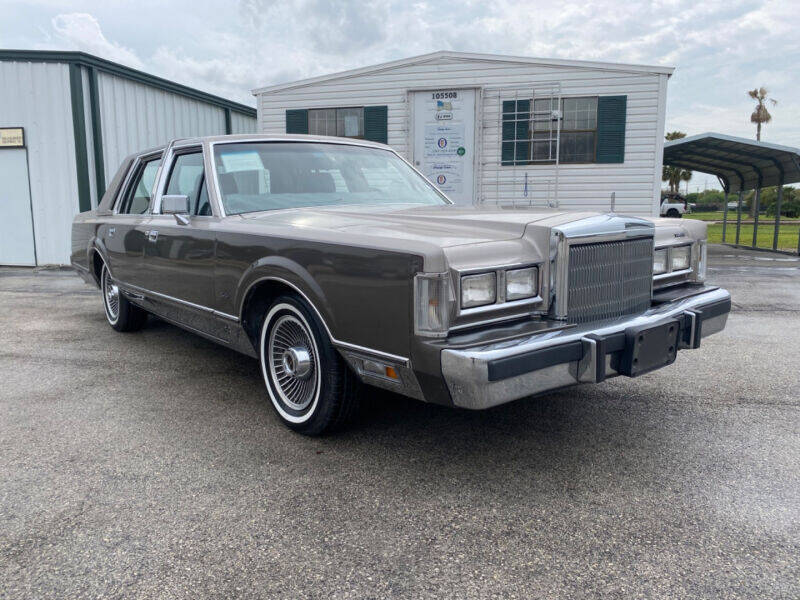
[
  {"left": 256, "top": 57, "right": 668, "bottom": 215},
  {"left": 230, "top": 111, "right": 256, "bottom": 134},
  {"left": 98, "top": 72, "right": 222, "bottom": 181},
  {"left": 0, "top": 56, "right": 257, "bottom": 265},
  {"left": 0, "top": 60, "right": 79, "bottom": 265}
]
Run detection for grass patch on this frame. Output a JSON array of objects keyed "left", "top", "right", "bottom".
[
  {"left": 685, "top": 211, "right": 800, "bottom": 223},
  {"left": 706, "top": 222, "right": 799, "bottom": 251}
]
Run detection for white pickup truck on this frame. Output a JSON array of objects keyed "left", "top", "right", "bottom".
[{"left": 660, "top": 193, "right": 691, "bottom": 218}]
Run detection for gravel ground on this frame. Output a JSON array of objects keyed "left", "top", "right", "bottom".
[{"left": 1, "top": 245, "right": 798, "bottom": 599}]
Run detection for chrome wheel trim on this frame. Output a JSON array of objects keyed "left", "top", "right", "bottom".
[
  {"left": 260, "top": 303, "right": 322, "bottom": 424},
  {"left": 101, "top": 265, "right": 120, "bottom": 325}
]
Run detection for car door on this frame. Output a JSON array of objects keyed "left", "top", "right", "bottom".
[
  {"left": 102, "top": 153, "right": 162, "bottom": 287},
  {"left": 143, "top": 145, "right": 221, "bottom": 337}
]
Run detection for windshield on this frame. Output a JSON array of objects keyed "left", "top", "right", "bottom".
[{"left": 213, "top": 142, "right": 448, "bottom": 215}]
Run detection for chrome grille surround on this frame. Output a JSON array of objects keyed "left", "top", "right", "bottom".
[
  {"left": 567, "top": 237, "right": 653, "bottom": 323},
  {"left": 551, "top": 214, "right": 655, "bottom": 322}
]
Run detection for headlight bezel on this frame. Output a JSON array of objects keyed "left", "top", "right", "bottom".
[
  {"left": 455, "top": 263, "right": 543, "bottom": 315},
  {"left": 653, "top": 241, "right": 705, "bottom": 286}
]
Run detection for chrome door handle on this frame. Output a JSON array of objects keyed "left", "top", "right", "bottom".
[
  {"left": 108, "top": 227, "right": 115, "bottom": 238},
  {"left": 146, "top": 230, "right": 158, "bottom": 242}
]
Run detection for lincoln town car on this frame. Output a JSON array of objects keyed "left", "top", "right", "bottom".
[{"left": 71, "top": 134, "right": 731, "bottom": 435}]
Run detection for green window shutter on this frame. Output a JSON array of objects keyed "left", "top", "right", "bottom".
[
  {"left": 285, "top": 109, "right": 308, "bottom": 134},
  {"left": 364, "top": 105, "right": 388, "bottom": 144},
  {"left": 501, "top": 100, "right": 530, "bottom": 166},
  {"left": 596, "top": 95, "right": 627, "bottom": 163},
  {"left": 514, "top": 99, "right": 530, "bottom": 164}
]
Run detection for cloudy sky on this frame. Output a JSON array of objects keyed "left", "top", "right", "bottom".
[{"left": 2, "top": 0, "right": 797, "bottom": 191}]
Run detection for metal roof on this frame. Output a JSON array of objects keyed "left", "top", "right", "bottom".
[
  {"left": 0, "top": 49, "right": 256, "bottom": 116},
  {"left": 663, "top": 132, "right": 800, "bottom": 193},
  {"left": 252, "top": 50, "right": 675, "bottom": 95}
]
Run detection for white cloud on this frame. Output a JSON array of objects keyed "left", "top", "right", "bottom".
[
  {"left": 1, "top": 0, "right": 796, "bottom": 169},
  {"left": 50, "top": 12, "right": 143, "bottom": 69}
]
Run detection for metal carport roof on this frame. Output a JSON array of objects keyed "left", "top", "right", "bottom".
[{"left": 663, "top": 132, "right": 800, "bottom": 193}]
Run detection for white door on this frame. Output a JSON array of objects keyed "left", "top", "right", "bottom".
[
  {"left": 0, "top": 149, "right": 36, "bottom": 266},
  {"left": 412, "top": 89, "right": 476, "bottom": 205}
]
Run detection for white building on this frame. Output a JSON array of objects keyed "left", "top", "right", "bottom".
[
  {"left": 0, "top": 50, "right": 256, "bottom": 266},
  {"left": 253, "top": 51, "right": 672, "bottom": 214}
]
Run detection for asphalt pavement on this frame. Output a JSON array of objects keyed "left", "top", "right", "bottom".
[{"left": 1, "top": 245, "right": 798, "bottom": 599}]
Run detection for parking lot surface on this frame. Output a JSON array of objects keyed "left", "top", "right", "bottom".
[{"left": 1, "top": 245, "right": 798, "bottom": 599}]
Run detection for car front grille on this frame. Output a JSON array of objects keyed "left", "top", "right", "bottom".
[{"left": 567, "top": 237, "right": 653, "bottom": 323}]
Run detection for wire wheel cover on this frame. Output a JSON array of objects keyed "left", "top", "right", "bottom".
[
  {"left": 268, "top": 314, "right": 319, "bottom": 411},
  {"left": 102, "top": 267, "right": 119, "bottom": 321}
]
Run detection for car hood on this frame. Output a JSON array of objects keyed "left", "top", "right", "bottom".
[{"left": 238, "top": 203, "right": 604, "bottom": 248}]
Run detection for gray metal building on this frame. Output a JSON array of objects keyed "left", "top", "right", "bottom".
[{"left": 0, "top": 50, "right": 256, "bottom": 266}]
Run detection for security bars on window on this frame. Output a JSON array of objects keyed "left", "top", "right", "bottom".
[{"left": 484, "top": 83, "right": 563, "bottom": 208}]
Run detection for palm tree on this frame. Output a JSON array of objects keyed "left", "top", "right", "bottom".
[
  {"left": 662, "top": 131, "right": 692, "bottom": 194},
  {"left": 748, "top": 87, "right": 777, "bottom": 141}
]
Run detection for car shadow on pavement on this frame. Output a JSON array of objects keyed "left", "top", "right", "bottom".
[{"left": 141, "top": 315, "right": 680, "bottom": 487}]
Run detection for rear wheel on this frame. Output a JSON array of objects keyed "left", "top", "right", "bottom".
[
  {"left": 666, "top": 208, "right": 681, "bottom": 218},
  {"left": 101, "top": 263, "right": 147, "bottom": 332},
  {"left": 259, "top": 295, "right": 360, "bottom": 435}
]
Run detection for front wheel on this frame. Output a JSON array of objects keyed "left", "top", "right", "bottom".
[
  {"left": 259, "top": 295, "right": 360, "bottom": 435},
  {"left": 101, "top": 263, "right": 147, "bottom": 332}
]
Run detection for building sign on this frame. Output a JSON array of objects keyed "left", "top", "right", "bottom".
[
  {"left": 419, "top": 91, "right": 470, "bottom": 196},
  {"left": 0, "top": 128, "right": 25, "bottom": 148}
]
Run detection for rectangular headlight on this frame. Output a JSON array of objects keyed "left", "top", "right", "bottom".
[
  {"left": 671, "top": 246, "right": 691, "bottom": 271},
  {"left": 653, "top": 248, "right": 668, "bottom": 275},
  {"left": 461, "top": 272, "right": 496, "bottom": 308},
  {"left": 505, "top": 267, "right": 538, "bottom": 301},
  {"left": 414, "top": 273, "right": 455, "bottom": 337}
]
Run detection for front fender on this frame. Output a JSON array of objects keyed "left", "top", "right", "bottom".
[{"left": 235, "top": 255, "right": 337, "bottom": 338}]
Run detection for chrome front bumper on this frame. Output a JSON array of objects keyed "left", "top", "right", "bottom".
[{"left": 441, "top": 287, "right": 731, "bottom": 410}]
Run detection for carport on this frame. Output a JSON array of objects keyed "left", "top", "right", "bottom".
[{"left": 663, "top": 132, "right": 800, "bottom": 253}]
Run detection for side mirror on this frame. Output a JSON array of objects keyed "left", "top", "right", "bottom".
[
  {"left": 161, "top": 194, "right": 190, "bottom": 214},
  {"left": 161, "top": 194, "right": 190, "bottom": 225}
]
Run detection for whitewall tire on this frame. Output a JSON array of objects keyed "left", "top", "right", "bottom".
[{"left": 259, "top": 294, "right": 360, "bottom": 435}]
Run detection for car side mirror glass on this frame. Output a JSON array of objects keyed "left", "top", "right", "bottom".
[{"left": 161, "top": 194, "right": 190, "bottom": 215}]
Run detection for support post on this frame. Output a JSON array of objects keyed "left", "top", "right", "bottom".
[
  {"left": 68, "top": 63, "right": 91, "bottom": 213},
  {"left": 752, "top": 187, "right": 761, "bottom": 248},
  {"left": 773, "top": 181, "right": 784, "bottom": 251},
  {"left": 722, "top": 191, "right": 729, "bottom": 243},
  {"left": 735, "top": 191, "right": 743, "bottom": 245},
  {"left": 87, "top": 66, "right": 106, "bottom": 200}
]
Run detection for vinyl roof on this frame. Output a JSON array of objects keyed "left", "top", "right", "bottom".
[
  {"left": 663, "top": 132, "right": 800, "bottom": 193},
  {"left": 252, "top": 50, "right": 675, "bottom": 95}
]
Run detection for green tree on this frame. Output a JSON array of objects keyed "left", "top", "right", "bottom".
[
  {"left": 748, "top": 87, "right": 777, "bottom": 141},
  {"left": 662, "top": 131, "right": 692, "bottom": 193},
  {"left": 760, "top": 186, "right": 800, "bottom": 218}
]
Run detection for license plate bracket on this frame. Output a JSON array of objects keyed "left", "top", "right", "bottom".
[{"left": 617, "top": 319, "right": 680, "bottom": 377}]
